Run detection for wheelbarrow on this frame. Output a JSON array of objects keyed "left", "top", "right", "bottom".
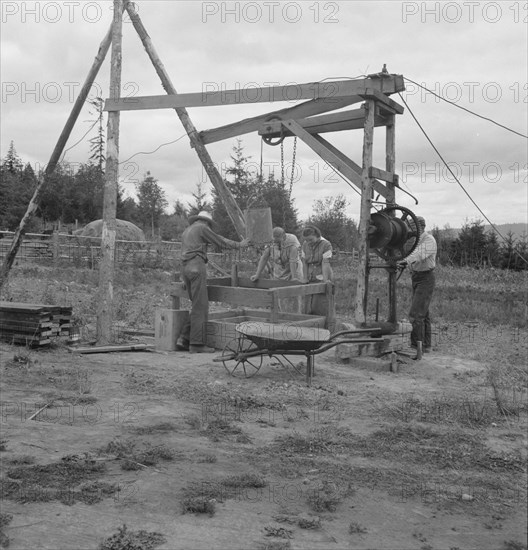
[{"left": 213, "top": 321, "right": 383, "bottom": 386}]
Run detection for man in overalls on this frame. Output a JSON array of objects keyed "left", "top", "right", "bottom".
[{"left": 177, "top": 211, "right": 249, "bottom": 353}]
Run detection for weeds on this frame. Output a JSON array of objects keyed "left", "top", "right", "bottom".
[
  {"left": 97, "top": 438, "right": 178, "bottom": 468},
  {"left": 0, "top": 513, "right": 13, "bottom": 549},
  {"left": 98, "top": 524, "right": 166, "bottom": 550},
  {"left": 264, "top": 525, "right": 293, "bottom": 539},
  {"left": 0, "top": 459, "right": 117, "bottom": 505},
  {"left": 349, "top": 521, "right": 367, "bottom": 534},
  {"left": 181, "top": 473, "right": 267, "bottom": 515}
]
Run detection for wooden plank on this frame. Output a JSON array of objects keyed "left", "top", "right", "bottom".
[
  {"left": 369, "top": 167, "right": 398, "bottom": 185},
  {"left": 67, "top": 343, "right": 150, "bottom": 354},
  {"left": 355, "top": 99, "right": 376, "bottom": 325},
  {"left": 360, "top": 89, "right": 404, "bottom": 115},
  {"left": 237, "top": 276, "right": 301, "bottom": 289},
  {"left": 271, "top": 282, "right": 327, "bottom": 299},
  {"left": 155, "top": 309, "right": 188, "bottom": 351},
  {"left": 386, "top": 113, "right": 397, "bottom": 324},
  {"left": 258, "top": 107, "right": 389, "bottom": 138},
  {"left": 206, "top": 277, "right": 232, "bottom": 286},
  {"left": 96, "top": 0, "right": 122, "bottom": 345},
  {"left": 200, "top": 96, "right": 360, "bottom": 145},
  {"left": 283, "top": 121, "right": 388, "bottom": 199},
  {"left": 104, "top": 76, "right": 405, "bottom": 112},
  {"left": 207, "top": 286, "right": 272, "bottom": 308},
  {"left": 311, "top": 135, "right": 389, "bottom": 198}
]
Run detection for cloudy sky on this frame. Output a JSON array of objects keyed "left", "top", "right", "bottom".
[{"left": 1, "top": 0, "right": 527, "bottom": 230}]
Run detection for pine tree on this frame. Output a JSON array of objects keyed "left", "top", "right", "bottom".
[
  {"left": 187, "top": 182, "right": 210, "bottom": 216},
  {"left": 2, "top": 141, "right": 24, "bottom": 174},
  {"left": 88, "top": 97, "right": 105, "bottom": 171},
  {"left": 135, "top": 171, "right": 168, "bottom": 237}
]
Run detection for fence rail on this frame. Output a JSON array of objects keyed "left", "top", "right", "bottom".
[
  {"left": 0, "top": 231, "right": 371, "bottom": 270},
  {"left": 0, "top": 231, "right": 182, "bottom": 268}
]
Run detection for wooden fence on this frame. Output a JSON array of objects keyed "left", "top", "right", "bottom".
[
  {"left": 0, "top": 231, "right": 370, "bottom": 270},
  {"left": 0, "top": 231, "right": 182, "bottom": 269}
]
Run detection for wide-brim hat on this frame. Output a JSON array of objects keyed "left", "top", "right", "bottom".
[{"left": 188, "top": 210, "right": 216, "bottom": 226}]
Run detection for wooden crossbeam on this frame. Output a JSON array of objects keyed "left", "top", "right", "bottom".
[
  {"left": 369, "top": 167, "right": 399, "bottom": 186},
  {"left": 199, "top": 96, "right": 359, "bottom": 145},
  {"left": 283, "top": 122, "right": 389, "bottom": 198},
  {"left": 258, "top": 107, "right": 389, "bottom": 138},
  {"left": 360, "top": 89, "right": 404, "bottom": 115},
  {"left": 104, "top": 75, "right": 405, "bottom": 112}
]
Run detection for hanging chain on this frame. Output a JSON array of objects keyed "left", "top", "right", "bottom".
[
  {"left": 288, "top": 137, "right": 297, "bottom": 199},
  {"left": 280, "top": 140, "right": 285, "bottom": 186}
]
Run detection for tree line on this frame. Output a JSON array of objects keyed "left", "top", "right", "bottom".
[{"left": 0, "top": 139, "right": 525, "bottom": 270}]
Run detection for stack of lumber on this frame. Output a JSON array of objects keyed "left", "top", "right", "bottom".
[{"left": 0, "top": 302, "right": 72, "bottom": 346}]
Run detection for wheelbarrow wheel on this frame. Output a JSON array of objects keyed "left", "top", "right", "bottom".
[{"left": 222, "top": 337, "right": 263, "bottom": 378}]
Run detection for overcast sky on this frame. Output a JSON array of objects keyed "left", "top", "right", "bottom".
[{"left": 1, "top": 1, "right": 527, "bottom": 230}]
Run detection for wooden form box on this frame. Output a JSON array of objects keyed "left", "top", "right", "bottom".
[
  {"left": 170, "top": 275, "right": 333, "bottom": 350},
  {"left": 205, "top": 308, "right": 326, "bottom": 350},
  {"left": 171, "top": 276, "right": 333, "bottom": 323}
]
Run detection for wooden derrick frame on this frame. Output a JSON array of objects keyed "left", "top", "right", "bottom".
[
  {"left": 1, "top": 0, "right": 405, "bottom": 340},
  {"left": 108, "top": 70, "right": 406, "bottom": 325}
]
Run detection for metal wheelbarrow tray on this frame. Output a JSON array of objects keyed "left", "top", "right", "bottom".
[{"left": 214, "top": 321, "right": 383, "bottom": 386}]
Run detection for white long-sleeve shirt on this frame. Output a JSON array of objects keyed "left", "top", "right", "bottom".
[{"left": 406, "top": 232, "right": 437, "bottom": 272}]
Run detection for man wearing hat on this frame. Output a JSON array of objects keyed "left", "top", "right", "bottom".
[
  {"left": 177, "top": 211, "right": 250, "bottom": 353},
  {"left": 399, "top": 216, "right": 437, "bottom": 353}
]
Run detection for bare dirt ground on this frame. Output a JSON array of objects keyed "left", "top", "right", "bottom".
[{"left": 1, "top": 327, "right": 526, "bottom": 550}]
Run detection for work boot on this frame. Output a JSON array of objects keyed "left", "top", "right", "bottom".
[
  {"left": 189, "top": 344, "right": 215, "bottom": 354},
  {"left": 176, "top": 338, "right": 189, "bottom": 351}
]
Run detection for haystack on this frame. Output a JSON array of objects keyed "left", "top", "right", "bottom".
[{"left": 74, "top": 219, "right": 146, "bottom": 242}]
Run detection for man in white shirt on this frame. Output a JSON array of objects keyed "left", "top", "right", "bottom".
[{"left": 399, "top": 216, "right": 437, "bottom": 352}]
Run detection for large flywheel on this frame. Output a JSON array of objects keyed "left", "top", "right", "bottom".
[{"left": 368, "top": 205, "right": 422, "bottom": 262}]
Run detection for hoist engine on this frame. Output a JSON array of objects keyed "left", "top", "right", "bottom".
[{"left": 368, "top": 205, "right": 421, "bottom": 262}]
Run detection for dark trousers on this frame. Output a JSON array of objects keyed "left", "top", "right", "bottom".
[
  {"left": 409, "top": 270, "right": 435, "bottom": 348},
  {"left": 180, "top": 257, "right": 208, "bottom": 346}
]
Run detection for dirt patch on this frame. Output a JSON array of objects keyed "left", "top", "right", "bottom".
[{"left": 1, "top": 335, "right": 526, "bottom": 549}]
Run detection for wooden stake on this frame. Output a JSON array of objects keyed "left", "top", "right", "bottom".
[
  {"left": 355, "top": 100, "right": 375, "bottom": 325},
  {"left": 0, "top": 17, "right": 119, "bottom": 289},
  {"left": 386, "top": 114, "right": 397, "bottom": 324},
  {"left": 96, "top": 0, "right": 123, "bottom": 344},
  {"left": 124, "top": 1, "right": 246, "bottom": 238}
]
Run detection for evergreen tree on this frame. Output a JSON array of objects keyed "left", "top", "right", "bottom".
[
  {"left": 88, "top": 97, "right": 106, "bottom": 171},
  {"left": 260, "top": 173, "right": 299, "bottom": 234},
  {"left": 453, "top": 219, "right": 487, "bottom": 267},
  {"left": 187, "top": 182, "right": 210, "bottom": 216},
  {"left": 500, "top": 231, "right": 516, "bottom": 270},
  {"left": 135, "top": 171, "right": 168, "bottom": 237},
  {"left": 2, "top": 141, "right": 24, "bottom": 174},
  {"left": 307, "top": 194, "right": 359, "bottom": 252}
]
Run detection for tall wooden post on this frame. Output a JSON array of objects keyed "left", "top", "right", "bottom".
[
  {"left": 354, "top": 99, "right": 375, "bottom": 325},
  {"left": 124, "top": 1, "right": 246, "bottom": 238},
  {"left": 96, "top": 0, "right": 123, "bottom": 344},
  {"left": 0, "top": 18, "right": 118, "bottom": 289},
  {"left": 386, "top": 114, "right": 397, "bottom": 324}
]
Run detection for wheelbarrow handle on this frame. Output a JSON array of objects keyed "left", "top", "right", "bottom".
[{"left": 329, "top": 328, "right": 382, "bottom": 340}]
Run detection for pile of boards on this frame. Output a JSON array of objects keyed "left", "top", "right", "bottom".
[{"left": 0, "top": 302, "right": 72, "bottom": 346}]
